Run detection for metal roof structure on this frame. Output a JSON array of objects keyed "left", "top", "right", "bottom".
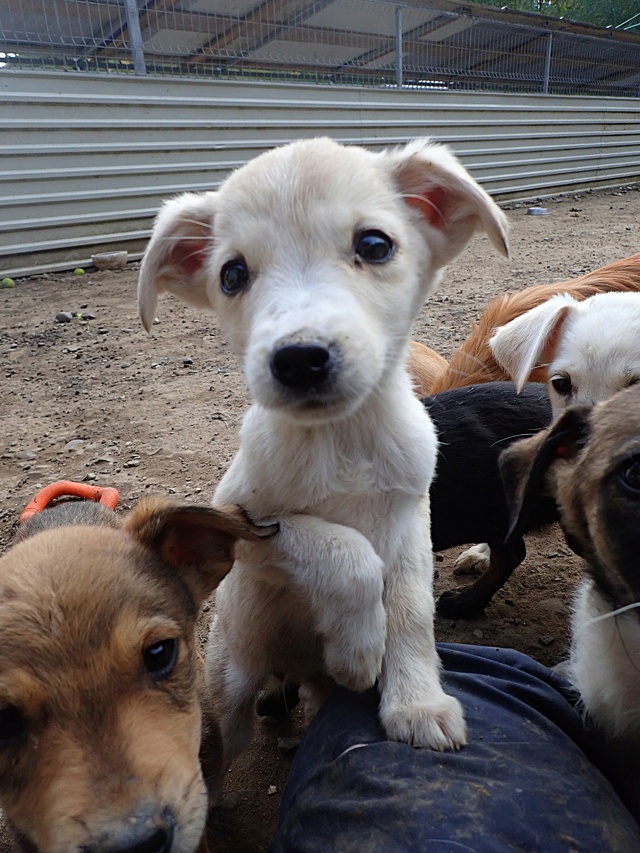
[{"left": 2, "top": 0, "right": 640, "bottom": 95}]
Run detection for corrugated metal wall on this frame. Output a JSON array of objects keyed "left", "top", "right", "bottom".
[{"left": 2, "top": 69, "right": 639, "bottom": 277}]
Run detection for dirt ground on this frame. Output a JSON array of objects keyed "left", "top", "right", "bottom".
[{"left": 1, "top": 182, "right": 639, "bottom": 851}]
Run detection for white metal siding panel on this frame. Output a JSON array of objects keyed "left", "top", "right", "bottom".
[{"left": 1, "top": 70, "right": 639, "bottom": 277}]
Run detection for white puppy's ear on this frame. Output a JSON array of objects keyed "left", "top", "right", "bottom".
[
  {"left": 138, "top": 192, "right": 216, "bottom": 331},
  {"left": 490, "top": 292, "right": 578, "bottom": 391},
  {"left": 383, "top": 139, "right": 509, "bottom": 267}
]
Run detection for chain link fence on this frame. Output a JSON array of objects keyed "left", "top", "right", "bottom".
[{"left": 2, "top": 0, "right": 640, "bottom": 96}]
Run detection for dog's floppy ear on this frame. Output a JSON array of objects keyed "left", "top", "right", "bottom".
[
  {"left": 383, "top": 139, "right": 509, "bottom": 267},
  {"left": 125, "top": 497, "right": 278, "bottom": 604},
  {"left": 500, "top": 405, "right": 592, "bottom": 544},
  {"left": 138, "top": 192, "right": 217, "bottom": 332},
  {"left": 489, "top": 292, "right": 578, "bottom": 391}
]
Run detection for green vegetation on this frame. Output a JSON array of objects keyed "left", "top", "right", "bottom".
[{"left": 477, "top": 1, "right": 639, "bottom": 29}]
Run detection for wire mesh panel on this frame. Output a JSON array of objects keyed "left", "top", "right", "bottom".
[{"left": 1, "top": 0, "right": 639, "bottom": 94}]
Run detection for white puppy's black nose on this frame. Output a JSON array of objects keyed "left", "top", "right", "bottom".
[{"left": 270, "top": 343, "right": 333, "bottom": 390}]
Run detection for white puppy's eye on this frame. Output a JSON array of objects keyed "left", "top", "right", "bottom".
[
  {"left": 221, "top": 257, "right": 250, "bottom": 295},
  {"left": 550, "top": 374, "right": 572, "bottom": 396},
  {"left": 354, "top": 230, "right": 395, "bottom": 264}
]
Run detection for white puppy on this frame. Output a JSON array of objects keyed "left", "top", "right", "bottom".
[
  {"left": 490, "top": 291, "right": 640, "bottom": 415},
  {"left": 138, "top": 137, "right": 508, "bottom": 771}
]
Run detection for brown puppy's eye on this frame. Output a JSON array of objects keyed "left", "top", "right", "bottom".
[
  {"left": 620, "top": 460, "right": 640, "bottom": 494},
  {"left": 0, "top": 707, "right": 25, "bottom": 746},
  {"left": 355, "top": 230, "right": 395, "bottom": 264},
  {"left": 551, "top": 375, "right": 572, "bottom": 396},
  {"left": 220, "top": 257, "right": 250, "bottom": 295},
  {"left": 143, "top": 639, "right": 178, "bottom": 681}
]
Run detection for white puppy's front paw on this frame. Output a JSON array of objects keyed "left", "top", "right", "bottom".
[
  {"left": 453, "top": 542, "right": 491, "bottom": 577},
  {"left": 324, "top": 602, "right": 387, "bottom": 692},
  {"left": 381, "top": 693, "right": 467, "bottom": 750}
]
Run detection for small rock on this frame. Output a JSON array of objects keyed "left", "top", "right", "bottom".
[
  {"left": 55, "top": 311, "right": 74, "bottom": 323},
  {"left": 473, "top": 629, "right": 484, "bottom": 639},
  {"left": 277, "top": 737, "right": 302, "bottom": 752},
  {"left": 80, "top": 312, "right": 95, "bottom": 321},
  {"left": 63, "top": 439, "right": 85, "bottom": 452},
  {"left": 267, "top": 785, "right": 277, "bottom": 796},
  {"left": 124, "top": 459, "right": 140, "bottom": 468},
  {"left": 538, "top": 636, "right": 555, "bottom": 647},
  {"left": 152, "top": 317, "right": 161, "bottom": 325},
  {"left": 182, "top": 358, "right": 193, "bottom": 367}
]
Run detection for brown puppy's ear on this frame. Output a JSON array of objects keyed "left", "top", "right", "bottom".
[
  {"left": 125, "top": 497, "right": 278, "bottom": 604},
  {"left": 499, "top": 406, "right": 592, "bottom": 544}
]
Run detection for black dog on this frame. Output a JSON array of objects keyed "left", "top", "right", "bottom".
[{"left": 428, "top": 382, "right": 556, "bottom": 618}]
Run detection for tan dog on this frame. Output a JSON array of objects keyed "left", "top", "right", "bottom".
[
  {"left": 500, "top": 384, "right": 640, "bottom": 745},
  {"left": 406, "top": 340, "right": 448, "bottom": 397},
  {"left": 138, "top": 136, "right": 509, "bottom": 772},
  {"left": 0, "top": 497, "right": 275, "bottom": 853},
  {"left": 430, "top": 252, "right": 640, "bottom": 394}
]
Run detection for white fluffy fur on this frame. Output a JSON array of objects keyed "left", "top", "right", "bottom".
[
  {"left": 569, "top": 581, "right": 640, "bottom": 742},
  {"left": 138, "top": 137, "right": 508, "bottom": 771},
  {"left": 489, "top": 291, "right": 640, "bottom": 415}
]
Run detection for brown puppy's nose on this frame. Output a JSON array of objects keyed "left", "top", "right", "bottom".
[
  {"left": 270, "top": 343, "right": 332, "bottom": 390},
  {"left": 91, "top": 809, "right": 174, "bottom": 853}
]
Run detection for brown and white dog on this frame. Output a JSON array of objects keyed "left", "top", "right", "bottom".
[
  {"left": 500, "top": 384, "right": 640, "bottom": 748},
  {"left": 138, "top": 137, "right": 509, "bottom": 771},
  {"left": 0, "top": 497, "right": 275, "bottom": 853}
]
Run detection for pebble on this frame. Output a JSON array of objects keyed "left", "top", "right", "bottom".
[
  {"left": 63, "top": 439, "right": 85, "bottom": 452},
  {"left": 80, "top": 312, "right": 95, "bottom": 321},
  {"left": 473, "top": 629, "right": 484, "bottom": 639},
  {"left": 267, "top": 785, "right": 277, "bottom": 796},
  {"left": 55, "top": 311, "right": 74, "bottom": 323},
  {"left": 277, "top": 737, "right": 301, "bottom": 753}
]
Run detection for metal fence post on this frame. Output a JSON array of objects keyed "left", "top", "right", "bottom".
[
  {"left": 543, "top": 32, "right": 553, "bottom": 94},
  {"left": 124, "top": 0, "right": 147, "bottom": 75},
  {"left": 395, "top": 6, "right": 403, "bottom": 90}
]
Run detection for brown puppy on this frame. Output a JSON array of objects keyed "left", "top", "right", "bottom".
[
  {"left": 500, "top": 384, "right": 640, "bottom": 747},
  {"left": 430, "top": 252, "right": 640, "bottom": 393},
  {"left": 0, "top": 497, "right": 275, "bottom": 853}
]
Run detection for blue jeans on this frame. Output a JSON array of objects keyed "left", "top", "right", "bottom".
[{"left": 271, "top": 645, "right": 640, "bottom": 852}]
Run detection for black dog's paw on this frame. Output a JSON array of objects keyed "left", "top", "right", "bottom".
[{"left": 436, "top": 588, "right": 486, "bottom": 620}]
